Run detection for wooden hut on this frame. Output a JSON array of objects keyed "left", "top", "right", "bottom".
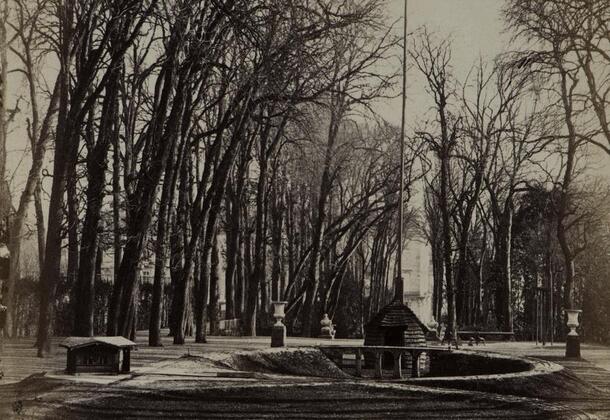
[
  {"left": 60, "top": 336, "right": 137, "bottom": 374},
  {"left": 364, "top": 299, "right": 428, "bottom": 369}
]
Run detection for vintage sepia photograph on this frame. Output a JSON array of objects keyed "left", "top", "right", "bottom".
[{"left": 0, "top": 0, "right": 609, "bottom": 418}]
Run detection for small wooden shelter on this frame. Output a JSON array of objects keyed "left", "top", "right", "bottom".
[
  {"left": 60, "top": 336, "right": 137, "bottom": 374},
  {"left": 363, "top": 299, "right": 428, "bottom": 368}
]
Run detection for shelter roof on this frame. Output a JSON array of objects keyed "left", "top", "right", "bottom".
[
  {"left": 59, "top": 336, "right": 137, "bottom": 350},
  {"left": 365, "top": 299, "right": 429, "bottom": 332}
]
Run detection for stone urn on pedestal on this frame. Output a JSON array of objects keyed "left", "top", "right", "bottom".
[
  {"left": 271, "top": 301, "right": 287, "bottom": 347},
  {"left": 426, "top": 320, "right": 440, "bottom": 341},
  {"left": 564, "top": 309, "right": 582, "bottom": 358},
  {"left": 319, "top": 314, "right": 335, "bottom": 339}
]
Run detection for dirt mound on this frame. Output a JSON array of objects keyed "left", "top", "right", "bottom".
[{"left": 218, "top": 347, "right": 351, "bottom": 379}]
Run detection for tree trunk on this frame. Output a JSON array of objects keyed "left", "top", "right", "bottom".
[
  {"left": 36, "top": 39, "right": 73, "bottom": 354},
  {"left": 270, "top": 177, "right": 284, "bottom": 301},
  {"left": 235, "top": 217, "right": 245, "bottom": 318},
  {"left": 224, "top": 192, "right": 236, "bottom": 320},
  {"left": 194, "top": 246, "right": 209, "bottom": 343},
  {"left": 455, "top": 233, "right": 469, "bottom": 326},
  {"left": 66, "top": 144, "right": 80, "bottom": 294},
  {"left": 112, "top": 106, "right": 122, "bottom": 286},
  {"left": 243, "top": 201, "right": 256, "bottom": 334},
  {"left": 36, "top": 144, "right": 68, "bottom": 353},
  {"left": 245, "top": 126, "right": 270, "bottom": 336},
  {"left": 440, "top": 150, "right": 456, "bottom": 342},
  {"left": 149, "top": 169, "right": 173, "bottom": 346},
  {"left": 431, "top": 239, "right": 443, "bottom": 322},
  {"left": 0, "top": 0, "right": 9, "bottom": 257},
  {"left": 150, "top": 130, "right": 185, "bottom": 345},
  {"left": 170, "top": 157, "right": 189, "bottom": 344},
  {"left": 208, "top": 229, "right": 220, "bottom": 334},
  {"left": 34, "top": 181, "right": 45, "bottom": 271},
  {"left": 493, "top": 202, "right": 513, "bottom": 332}
]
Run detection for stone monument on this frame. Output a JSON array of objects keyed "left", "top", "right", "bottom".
[
  {"left": 565, "top": 309, "right": 582, "bottom": 358},
  {"left": 271, "top": 301, "right": 287, "bottom": 347},
  {"left": 319, "top": 313, "right": 335, "bottom": 339}
]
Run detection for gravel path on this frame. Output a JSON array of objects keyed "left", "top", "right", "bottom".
[{"left": 0, "top": 376, "right": 593, "bottom": 419}]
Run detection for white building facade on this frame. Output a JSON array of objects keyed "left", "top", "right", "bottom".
[{"left": 401, "top": 239, "right": 436, "bottom": 327}]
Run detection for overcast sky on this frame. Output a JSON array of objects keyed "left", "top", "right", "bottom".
[
  {"left": 5, "top": 0, "right": 609, "bottom": 195},
  {"left": 381, "top": 0, "right": 609, "bottom": 179},
  {"left": 380, "top": 0, "right": 509, "bottom": 125}
]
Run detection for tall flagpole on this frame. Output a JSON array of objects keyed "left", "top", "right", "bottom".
[{"left": 395, "top": 0, "right": 408, "bottom": 304}]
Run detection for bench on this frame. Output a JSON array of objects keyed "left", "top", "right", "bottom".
[{"left": 457, "top": 331, "right": 515, "bottom": 344}]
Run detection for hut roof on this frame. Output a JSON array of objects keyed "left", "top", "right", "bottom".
[
  {"left": 365, "top": 299, "right": 429, "bottom": 332},
  {"left": 60, "top": 336, "right": 137, "bottom": 350}
]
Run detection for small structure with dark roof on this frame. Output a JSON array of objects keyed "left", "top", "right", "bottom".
[
  {"left": 60, "top": 336, "right": 137, "bottom": 374},
  {"left": 364, "top": 299, "right": 429, "bottom": 368}
]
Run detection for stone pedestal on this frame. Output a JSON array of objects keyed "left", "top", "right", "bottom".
[
  {"left": 425, "top": 320, "right": 440, "bottom": 341},
  {"left": 271, "top": 324, "right": 286, "bottom": 347},
  {"left": 566, "top": 335, "right": 580, "bottom": 358}
]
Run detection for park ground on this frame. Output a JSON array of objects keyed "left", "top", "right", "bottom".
[{"left": 0, "top": 332, "right": 609, "bottom": 419}]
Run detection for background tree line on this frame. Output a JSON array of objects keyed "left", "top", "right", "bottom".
[
  {"left": 0, "top": 0, "right": 609, "bottom": 359},
  {"left": 419, "top": 0, "right": 610, "bottom": 342}
]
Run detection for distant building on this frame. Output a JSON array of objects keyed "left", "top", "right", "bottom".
[
  {"left": 100, "top": 252, "right": 114, "bottom": 283},
  {"left": 72, "top": 250, "right": 167, "bottom": 285},
  {"left": 401, "top": 239, "right": 435, "bottom": 327}
]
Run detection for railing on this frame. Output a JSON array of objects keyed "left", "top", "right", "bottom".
[{"left": 318, "top": 345, "right": 451, "bottom": 380}]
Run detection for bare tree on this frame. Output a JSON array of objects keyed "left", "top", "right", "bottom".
[
  {"left": 0, "top": 0, "right": 10, "bottom": 240},
  {"left": 2, "top": 0, "right": 58, "bottom": 338},
  {"left": 411, "top": 28, "right": 460, "bottom": 342},
  {"left": 505, "top": 0, "right": 593, "bottom": 310},
  {"left": 107, "top": 0, "right": 222, "bottom": 339},
  {"left": 297, "top": 2, "right": 396, "bottom": 337},
  {"left": 452, "top": 59, "right": 529, "bottom": 329},
  {"left": 72, "top": 0, "right": 155, "bottom": 337}
]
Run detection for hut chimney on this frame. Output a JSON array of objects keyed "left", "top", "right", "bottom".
[{"left": 394, "top": 276, "right": 404, "bottom": 304}]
